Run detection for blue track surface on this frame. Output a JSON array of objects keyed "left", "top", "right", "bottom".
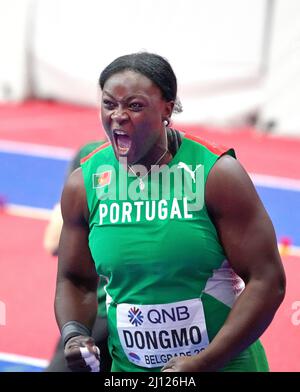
[
  {"left": 0, "top": 361, "right": 45, "bottom": 372},
  {"left": 0, "top": 151, "right": 299, "bottom": 246},
  {"left": 257, "top": 187, "right": 299, "bottom": 245},
  {"left": 0, "top": 152, "right": 68, "bottom": 209}
]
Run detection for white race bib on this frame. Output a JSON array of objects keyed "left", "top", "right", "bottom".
[{"left": 117, "top": 298, "right": 209, "bottom": 368}]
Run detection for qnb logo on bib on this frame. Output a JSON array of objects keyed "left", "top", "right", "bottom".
[
  {"left": 128, "top": 307, "right": 144, "bottom": 326},
  {"left": 117, "top": 298, "right": 209, "bottom": 368}
]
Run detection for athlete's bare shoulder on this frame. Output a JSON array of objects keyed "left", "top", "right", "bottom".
[{"left": 61, "top": 167, "right": 88, "bottom": 224}]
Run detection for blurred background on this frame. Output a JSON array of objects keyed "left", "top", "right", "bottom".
[{"left": 0, "top": 0, "right": 299, "bottom": 371}]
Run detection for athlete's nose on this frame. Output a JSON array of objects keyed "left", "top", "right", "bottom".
[{"left": 111, "top": 106, "right": 129, "bottom": 124}]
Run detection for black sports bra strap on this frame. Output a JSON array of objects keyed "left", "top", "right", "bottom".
[{"left": 167, "top": 128, "right": 182, "bottom": 156}]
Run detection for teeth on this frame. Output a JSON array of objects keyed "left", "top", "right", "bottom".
[
  {"left": 114, "top": 130, "right": 127, "bottom": 135},
  {"left": 119, "top": 146, "right": 129, "bottom": 152}
]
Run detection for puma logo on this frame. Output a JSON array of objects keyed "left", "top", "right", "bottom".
[{"left": 177, "top": 162, "right": 203, "bottom": 183}]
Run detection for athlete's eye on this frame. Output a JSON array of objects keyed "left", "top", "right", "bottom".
[
  {"left": 103, "top": 99, "right": 116, "bottom": 110},
  {"left": 129, "top": 102, "right": 144, "bottom": 112}
]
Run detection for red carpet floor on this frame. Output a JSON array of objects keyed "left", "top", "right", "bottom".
[{"left": 0, "top": 100, "right": 299, "bottom": 371}]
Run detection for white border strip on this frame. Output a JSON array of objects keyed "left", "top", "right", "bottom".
[
  {"left": 0, "top": 352, "right": 49, "bottom": 368},
  {"left": 250, "top": 173, "right": 300, "bottom": 192},
  {"left": 291, "top": 246, "right": 300, "bottom": 257},
  {"left": 5, "top": 204, "right": 52, "bottom": 220},
  {"left": 0, "top": 140, "right": 74, "bottom": 160},
  {"left": 279, "top": 245, "right": 300, "bottom": 258}
]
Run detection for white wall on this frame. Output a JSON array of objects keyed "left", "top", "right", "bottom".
[
  {"left": 0, "top": 0, "right": 35, "bottom": 101},
  {"left": 259, "top": 0, "right": 300, "bottom": 136},
  {"left": 0, "top": 0, "right": 271, "bottom": 126},
  {"left": 31, "top": 0, "right": 266, "bottom": 125}
]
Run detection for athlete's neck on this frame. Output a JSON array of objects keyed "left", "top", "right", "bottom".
[{"left": 130, "top": 129, "right": 173, "bottom": 171}]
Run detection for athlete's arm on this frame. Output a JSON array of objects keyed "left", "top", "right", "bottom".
[
  {"left": 55, "top": 168, "right": 100, "bottom": 371},
  {"left": 162, "top": 155, "right": 286, "bottom": 372},
  {"left": 55, "top": 168, "right": 98, "bottom": 327}
]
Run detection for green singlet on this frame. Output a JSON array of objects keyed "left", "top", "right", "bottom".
[{"left": 80, "top": 132, "right": 269, "bottom": 372}]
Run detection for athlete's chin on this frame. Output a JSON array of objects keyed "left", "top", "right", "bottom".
[
  {"left": 113, "top": 143, "right": 134, "bottom": 164},
  {"left": 117, "top": 147, "right": 131, "bottom": 158}
]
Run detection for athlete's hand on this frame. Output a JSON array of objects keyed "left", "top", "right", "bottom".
[
  {"left": 161, "top": 356, "right": 200, "bottom": 372},
  {"left": 64, "top": 335, "right": 100, "bottom": 372}
]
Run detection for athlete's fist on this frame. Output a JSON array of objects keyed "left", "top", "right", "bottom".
[{"left": 64, "top": 335, "right": 100, "bottom": 372}]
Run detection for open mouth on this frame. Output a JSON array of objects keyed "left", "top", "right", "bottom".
[{"left": 113, "top": 130, "right": 132, "bottom": 156}]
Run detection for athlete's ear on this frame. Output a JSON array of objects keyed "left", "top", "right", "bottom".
[{"left": 162, "top": 101, "right": 174, "bottom": 123}]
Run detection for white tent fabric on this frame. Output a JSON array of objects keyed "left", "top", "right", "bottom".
[
  {"left": 0, "top": 0, "right": 299, "bottom": 136},
  {"left": 259, "top": 0, "right": 300, "bottom": 136}
]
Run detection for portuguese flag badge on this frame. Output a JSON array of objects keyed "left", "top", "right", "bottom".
[{"left": 93, "top": 171, "right": 112, "bottom": 188}]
